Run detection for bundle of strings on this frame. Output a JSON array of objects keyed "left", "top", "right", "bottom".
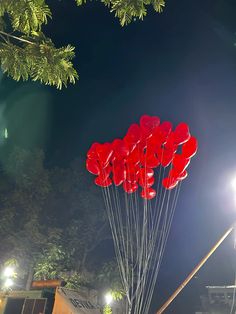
[
  {"left": 102, "top": 165, "right": 182, "bottom": 314},
  {"left": 86, "top": 115, "right": 198, "bottom": 313}
]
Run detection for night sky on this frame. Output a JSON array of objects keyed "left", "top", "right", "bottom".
[{"left": 1, "top": 0, "right": 236, "bottom": 313}]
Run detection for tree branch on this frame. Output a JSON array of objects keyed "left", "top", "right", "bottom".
[{"left": 0, "top": 31, "right": 34, "bottom": 45}]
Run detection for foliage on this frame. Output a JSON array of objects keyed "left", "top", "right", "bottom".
[
  {"left": 0, "top": 1, "right": 78, "bottom": 88},
  {"left": 110, "top": 289, "right": 124, "bottom": 301},
  {"left": 33, "top": 244, "right": 67, "bottom": 280},
  {"left": 0, "top": 147, "right": 120, "bottom": 292},
  {"left": 103, "top": 305, "right": 112, "bottom": 314},
  {"left": 74, "top": 0, "right": 165, "bottom": 26},
  {"left": 98, "top": 0, "right": 165, "bottom": 26},
  {"left": 97, "top": 261, "right": 123, "bottom": 291},
  {"left": 0, "top": 0, "right": 165, "bottom": 88},
  {"left": 61, "top": 271, "right": 86, "bottom": 289}
]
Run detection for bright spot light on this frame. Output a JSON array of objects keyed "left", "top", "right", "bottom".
[
  {"left": 105, "top": 292, "right": 113, "bottom": 305},
  {"left": 232, "top": 177, "right": 236, "bottom": 192},
  {"left": 4, "top": 128, "right": 8, "bottom": 139},
  {"left": 4, "top": 278, "right": 13, "bottom": 288},
  {"left": 3, "top": 267, "right": 14, "bottom": 278}
]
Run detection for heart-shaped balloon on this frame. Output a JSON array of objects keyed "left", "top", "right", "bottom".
[
  {"left": 112, "top": 160, "right": 126, "bottom": 186},
  {"left": 141, "top": 187, "right": 156, "bottom": 200},
  {"left": 168, "top": 168, "right": 188, "bottom": 181},
  {"left": 157, "top": 147, "right": 175, "bottom": 167},
  {"left": 123, "top": 181, "right": 138, "bottom": 193},
  {"left": 95, "top": 176, "right": 112, "bottom": 187},
  {"left": 164, "top": 133, "right": 178, "bottom": 152},
  {"left": 140, "top": 151, "right": 160, "bottom": 168},
  {"left": 125, "top": 124, "right": 141, "bottom": 145},
  {"left": 178, "top": 170, "right": 188, "bottom": 181},
  {"left": 162, "top": 177, "right": 179, "bottom": 190},
  {"left": 156, "top": 121, "right": 173, "bottom": 143},
  {"left": 112, "top": 139, "right": 129, "bottom": 160},
  {"left": 139, "top": 176, "right": 155, "bottom": 188},
  {"left": 126, "top": 169, "right": 139, "bottom": 183},
  {"left": 140, "top": 115, "right": 160, "bottom": 136},
  {"left": 99, "top": 164, "right": 111, "bottom": 180},
  {"left": 139, "top": 167, "right": 154, "bottom": 180},
  {"left": 182, "top": 136, "right": 198, "bottom": 158},
  {"left": 87, "top": 142, "right": 99, "bottom": 159},
  {"left": 125, "top": 145, "right": 141, "bottom": 165},
  {"left": 86, "top": 158, "right": 100, "bottom": 175},
  {"left": 146, "top": 134, "right": 161, "bottom": 152},
  {"left": 96, "top": 143, "right": 113, "bottom": 166},
  {"left": 172, "top": 154, "right": 190, "bottom": 173},
  {"left": 173, "top": 123, "right": 190, "bottom": 145}
]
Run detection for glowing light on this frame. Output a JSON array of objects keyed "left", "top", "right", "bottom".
[
  {"left": 105, "top": 292, "right": 113, "bottom": 305},
  {"left": 4, "top": 278, "right": 13, "bottom": 288},
  {"left": 3, "top": 267, "right": 14, "bottom": 278},
  {"left": 232, "top": 177, "right": 236, "bottom": 192},
  {"left": 4, "top": 128, "right": 8, "bottom": 139}
]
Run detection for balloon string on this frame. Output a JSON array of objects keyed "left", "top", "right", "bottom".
[{"left": 100, "top": 144, "right": 183, "bottom": 314}]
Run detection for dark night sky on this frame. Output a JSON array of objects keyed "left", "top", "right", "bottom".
[{"left": 1, "top": 0, "right": 236, "bottom": 313}]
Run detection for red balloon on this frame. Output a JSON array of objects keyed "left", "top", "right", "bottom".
[
  {"left": 168, "top": 168, "right": 188, "bottom": 181},
  {"left": 96, "top": 143, "right": 113, "bottom": 166},
  {"left": 86, "top": 158, "right": 100, "bottom": 175},
  {"left": 140, "top": 151, "right": 160, "bottom": 168},
  {"left": 146, "top": 134, "right": 160, "bottom": 152},
  {"left": 178, "top": 170, "right": 188, "bottom": 181},
  {"left": 157, "top": 121, "right": 173, "bottom": 143},
  {"left": 125, "top": 145, "right": 141, "bottom": 165},
  {"left": 164, "top": 133, "right": 178, "bottom": 152},
  {"left": 87, "top": 142, "right": 99, "bottom": 159},
  {"left": 126, "top": 169, "right": 139, "bottom": 183},
  {"left": 95, "top": 176, "right": 112, "bottom": 187},
  {"left": 140, "top": 115, "right": 160, "bottom": 138},
  {"left": 182, "top": 136, "right": 198, "bottom": 158},
  {"left": 112, "top": 139, "right": 129, "bottom": 160},
  {"left": 141, "top": 188, "right": 156, "bottom": 200},
  {"left": 100, "top": 165, "right": 111, "bottom": 180},
  {"left": 125, "top": 124, "right": 141, "bottom": 144},
  {"left": 112, "top": 160, "right": 126, "bottom": 186},
  {"left": 140, "top": 115, "right": 160, "bottom": 130},
  {"left": 162, "top": 177, "right": 178, "bottom": 190},
  {"left": 172, "top": 154, "right": 190, "bottom": 173},
  {"left": 157, "top": 147, "right": 175, "bottom": 167},
  {"left": 123, "top": 181, "right": 138, "bottom": 193},
  {"left": 139, "top": 167, "right": 154, "bottom": 180},
  {"left": 125, "top": 162, "right": 140, "bottom": 173},
  {"left": 139, "top": 176, "right": 155, "bottom": 188},
  {"left": 173, "top": 123, "right": 190, "bottom": 145}
]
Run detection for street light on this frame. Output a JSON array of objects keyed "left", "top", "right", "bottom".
[
  {"left": 230, "top": 176, "right": 236, "bottom": 207},
  {"left": 231, "top": 177, "right": 236, "bottom": 192},
  {"left": 4, "top": 278, "right": 13, "bottom": 288},
  {"left": 105, "top": 292, "right": 113, "bottom": 305},
  {"left": 3, "top": 267, "right": 14, "bottom": 278}
]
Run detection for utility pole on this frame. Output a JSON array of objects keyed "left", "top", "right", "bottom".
[{"left": 156, "top": 224, "right": 235, "bottom": 314}]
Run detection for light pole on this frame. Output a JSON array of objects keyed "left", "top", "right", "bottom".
[{"left": 156, "top": 224, "right": 235, "bottom": 313}]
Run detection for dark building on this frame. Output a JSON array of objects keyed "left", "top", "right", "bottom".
[{"left": 196, "top": 285, "right": 236, "bottom": 314}]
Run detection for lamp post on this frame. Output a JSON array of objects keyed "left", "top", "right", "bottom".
[{"left": 156, "top": 224, "right": 235, "bottom": 313}]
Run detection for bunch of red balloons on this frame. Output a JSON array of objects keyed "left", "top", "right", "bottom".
[{"left": 86, "top": 115, "right": 198, "bottom": 200}]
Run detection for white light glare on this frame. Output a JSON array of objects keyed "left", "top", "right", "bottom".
[
  {"left": 4, "top": 278, "right": 13, "bottom": 288},
  {"left": 231, "top": 177, "right": 236, "bottom": 192},
  {"left": 105, "top": 292, "right": 113, "bottom": 305},
  {"left": 3, "top": 267, "right": 14, "bottom": 278}
]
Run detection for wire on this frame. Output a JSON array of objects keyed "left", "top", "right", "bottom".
[{"left": 100, "top": 146, "right": 183, "bottom": 314}]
